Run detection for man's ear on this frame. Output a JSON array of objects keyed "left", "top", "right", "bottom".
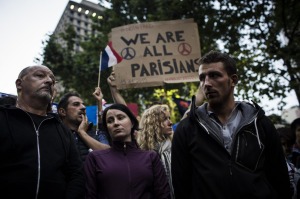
[
  {"left": 16, "top": 79, "right": 22, "bottom": 90},
  {"left": 231, "top": 74, "right": 238, "bottom": 86},
  {"left": 58, "top": 108, "right": 66, "bottom": 117}
]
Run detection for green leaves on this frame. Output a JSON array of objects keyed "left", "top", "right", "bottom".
[{"left": 40, "top": 0, "right": 299, "bottom": 114}]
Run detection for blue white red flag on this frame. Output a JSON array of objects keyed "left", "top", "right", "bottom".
[{"left": 100, "top": 41, "right": 123, "bottom": 71}]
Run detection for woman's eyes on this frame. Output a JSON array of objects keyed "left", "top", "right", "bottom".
[
  {"left": 117, "top": 115, "right": 126, "bottom": 120},
  {"left": 107, "top": 115, "right": 126, "bottom": 124},
  {"left": 107, "top": 119, "right": 113, "bottom": 124}
]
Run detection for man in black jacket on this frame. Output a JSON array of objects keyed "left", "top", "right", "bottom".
[
  {"left": 57, "top": 91, "right": 109, "bottom": 162},
  {"left": 0, "top": 65, "right": 85, "bottom": 199},
  {"left": 57, "top": 70, "right": 127, "bottom": 161},
  {"left": 171, "top": 51, "right": 292, "bottom": 199}
]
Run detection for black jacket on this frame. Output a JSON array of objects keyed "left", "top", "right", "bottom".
[
  {"left": 71, "top": 127, "right": 98, "bottom": 162},
  {"left": 0, "top": 105, "right": 85, "bottom": 199},
  {"left": 171, "top": 96, "right": 291, "bottom": 199}
]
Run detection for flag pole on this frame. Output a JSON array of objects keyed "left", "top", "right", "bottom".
[
  {"left": 96, "top": 51, "right": 102, "bottom": 132},
  {"left": 98, "top": 51, "right": 102, "bottom": 87}
]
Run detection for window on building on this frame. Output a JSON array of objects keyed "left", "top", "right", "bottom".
[{"left": 76, "top": 43, "right": 80, "bottom": 52}]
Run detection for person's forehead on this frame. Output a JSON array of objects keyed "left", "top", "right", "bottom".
[
  {"left": 68, "top": 96, "right": 84, "bottom": 104},
  {"left": 199, "top": 62, "right": 224, "bottom": 70},
  {"left": 24, "top": 66, "right": 54, "bottom": 77},
  {"left": 163, "top": 110, "right": 170, "bottom": 116},
  {"left": 198, "top": 62, "right": 226, "bottom": 75},
  {"left": 107, "top": 109, "right": 126, "bottom": 116}
]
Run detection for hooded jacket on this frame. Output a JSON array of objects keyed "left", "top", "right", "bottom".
[
  {"left": 84, "top": 141, "right": 170, "bottom": 199},
  {"left": 71, "top": 125, "right": 98, "bottom": 162},
  {"left": 171, "top": 96, "right": 291, "bottom": 199},
  {"left": 0, "top": 105, "right": 85, "bottom": 199}
]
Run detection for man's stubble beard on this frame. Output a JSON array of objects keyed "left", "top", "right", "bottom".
[{"left": 35, "top": 90, "right": 53, "bottom": 104}]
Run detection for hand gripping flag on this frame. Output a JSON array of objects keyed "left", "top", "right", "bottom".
[{"left": 100, "top": 41, "right": 123, "bottom": 71}]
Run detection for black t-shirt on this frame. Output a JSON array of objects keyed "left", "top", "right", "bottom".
[{"left": 26, "top": 112, "right": 52, "bottom": 128}]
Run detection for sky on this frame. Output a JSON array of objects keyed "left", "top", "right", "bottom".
[
  {"left": 0, "top": 0, "right": 99, "bottom": 95},
  {"left": 0, "top": 0, "right": 298, "bottom": 117}
]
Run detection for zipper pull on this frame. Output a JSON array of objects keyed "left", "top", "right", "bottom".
[
  {"left": 228, "top": 162, "right": 232, "bottom": 176},
  {"left": 123, "top": 143, "right": 126, "bottom": 156},
  {"left": 36, "top": 130, "right": 39, "bottom": 136}
]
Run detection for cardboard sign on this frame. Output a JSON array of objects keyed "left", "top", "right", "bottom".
[{"left": 111, "top": 19, "right": 201, "bottom": 89}]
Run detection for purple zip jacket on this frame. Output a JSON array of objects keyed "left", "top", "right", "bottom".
[{"left": 84, "top": 141, "right": 170, "bottom": 199}]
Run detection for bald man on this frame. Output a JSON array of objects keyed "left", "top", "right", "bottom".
[{"left": 0, "top": 65, "right": 85, "bottom": 199}]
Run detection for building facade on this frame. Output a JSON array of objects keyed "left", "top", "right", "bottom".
[{"left": 54, "top": 0, "right": 105, "bottom": 51}]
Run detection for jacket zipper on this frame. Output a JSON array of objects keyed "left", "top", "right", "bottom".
[
  {"left": 198, "top": 120, "right": 234, "bottom": 177},
  {"left": 23, "top": 111, "right": 53, "bottom": 199},
  {"left": 196, "top": 109, "right": 261, "bottom": 176},
  {"left": 231, "top": 111, "right": 260, "bottom": 157},
  {"left": 196, "top": 118, "right": 224, "bottom": 149},
  {"left": 123, "top": 142, "right": 127, "bottom": 156},
  {"left": 230, "top": 112, "right": 261, "bottom": 175},
  {"left": 123, "top": 143, "right": 132, "bottom": 199},
  {"left": 228, "top": 162, "right": 232, "bottom": 176}
]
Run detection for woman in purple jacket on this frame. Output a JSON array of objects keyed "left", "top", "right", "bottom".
[{"left": 84, "top": 103, "right": 170, "bottom": 199}]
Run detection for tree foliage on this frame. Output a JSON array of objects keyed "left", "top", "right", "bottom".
[
  {"left": 39, "top": 0, "right": 299, "bottom": 118},
  {"left": 40, "top": 25, "right": 112, "bottom": 105},
  {"left": 100, "top": 0, "right": 300, "bottom": 111}
]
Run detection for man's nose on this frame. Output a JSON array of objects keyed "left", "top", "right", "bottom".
[
  {"left": 203, "top": 76, "right": 212, "bottom": 87},
  {"left": 45, "top": 76, "right": 54, "bottom": 85}
]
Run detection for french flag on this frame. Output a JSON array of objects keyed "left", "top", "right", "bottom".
[{"left": 100, "top": 41, "right": 123, "bottom": 71}]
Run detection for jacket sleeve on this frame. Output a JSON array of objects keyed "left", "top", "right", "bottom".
[
  {"left": 171, "top": 119, "right": 192, "bottom": 199},
  {"left": 64, "top": 129, "right": 86, "bottom": 199},
  {"left": 83, "top": 152, "right": 98, "bottom": 199},
  {"left": 261, "top": 116, "right": 293, "bottom": 199},
  {"left": 152, "top": 151, "right": 171, "bottom": 199}
]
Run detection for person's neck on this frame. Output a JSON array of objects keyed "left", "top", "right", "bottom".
[
  {"left": 63, "top": 121, "right": 79, "bottom": 132},
  {"left": 208, "top": 100, "right": 236, "bottom": 125},
  {"left": 16, "top": 99, "right": 48, "bottom": 116}
]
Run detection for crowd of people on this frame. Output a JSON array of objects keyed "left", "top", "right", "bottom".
[{"left": 0, "top": 50, "right": 298, "bottom": 199}]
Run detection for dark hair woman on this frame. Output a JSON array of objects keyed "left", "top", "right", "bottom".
[{"left": 84, "top": 104, "right": 170, "bottom": 199}]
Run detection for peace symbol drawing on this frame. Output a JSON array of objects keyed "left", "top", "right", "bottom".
[{"left": 178, "top": 43, "right": 192, "bottom": 56}]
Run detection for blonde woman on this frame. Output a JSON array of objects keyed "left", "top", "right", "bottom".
[{"left": 137, "top": 104, "right": 175, "bottom": 199}]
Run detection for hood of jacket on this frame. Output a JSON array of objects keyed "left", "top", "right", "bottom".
[
  {"left": 188, "top": 95, "right": 266, "bottom": 147},
  {"left": 190, "top": 96, "right": 265, "bottom": 129}
]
